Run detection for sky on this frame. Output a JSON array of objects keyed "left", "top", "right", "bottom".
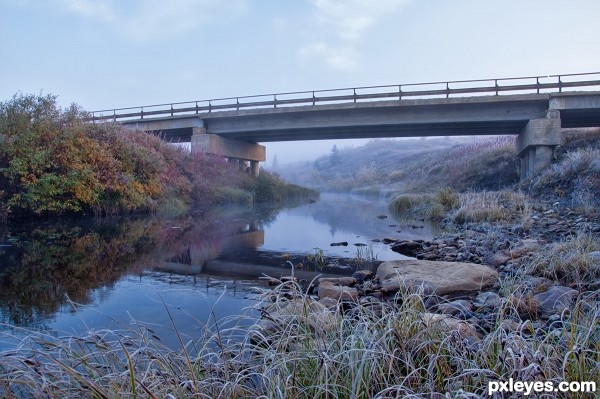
[{"left": 2, "top": 0, "right": 600, "bottom": 164}]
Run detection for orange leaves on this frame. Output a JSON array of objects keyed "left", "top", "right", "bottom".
[{"left": 1, "top": 94, "right": 261, "bottom": 217}]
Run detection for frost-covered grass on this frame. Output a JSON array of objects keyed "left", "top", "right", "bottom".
[{"left": 2, "top": 279, "right": 598, "bottom": 398}]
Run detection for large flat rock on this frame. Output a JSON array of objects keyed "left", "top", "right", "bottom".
[{"left": 376, "top": 259, "right": 498, "bottom": 295}]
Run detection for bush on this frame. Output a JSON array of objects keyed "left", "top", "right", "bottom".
[
  {"left": 252, "top": 171, "right": 318, "bottom": 203},
  {"left": 0, "top": 94, "right": 305, "bottom": 218},
  {"left": 213, "top": 186, "right": 253, "bottom": 205}
]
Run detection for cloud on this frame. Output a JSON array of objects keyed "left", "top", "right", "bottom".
[
  {"left": 300, "top": 42, "right": 358, "bottom": 71},
  {"left": 56, "top": 0, "right": 115, "bottom": 22},
  {"left": 50, "top": 0, "right": 247, "bottom": 42},
  {"left": 301, "top": 0, "right": 412, "bottom": 71}
]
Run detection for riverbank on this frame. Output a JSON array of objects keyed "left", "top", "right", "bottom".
[
  {"left": 0, "top": 94, "right": 317, "bottom": 221},
  {"left": 1, "top": 192, "right": 598, "bottom": 397}
]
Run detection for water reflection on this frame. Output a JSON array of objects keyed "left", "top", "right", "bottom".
[
  {"left": 0, "top": 206, "right": 270, "bottom": 330},
  {"left": 0, "top": 193, "right": 440, "bottom": 346}
]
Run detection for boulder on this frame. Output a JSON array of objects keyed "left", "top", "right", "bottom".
[
  {"left": 318, "top": 297, "right": 340, "bottom": 309},
  {"left": 376, "top": 259, "right": 498, "bottom": 296}
]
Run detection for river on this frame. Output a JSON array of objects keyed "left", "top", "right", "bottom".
[{"left": 0, "top": 193, "right": 440, "bottom": 350}]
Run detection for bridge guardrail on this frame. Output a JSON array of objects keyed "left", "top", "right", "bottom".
[{"left": 91, "top": 72, "right": 600, "bottom": 122}]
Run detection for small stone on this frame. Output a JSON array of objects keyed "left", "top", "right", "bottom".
[
  {"left": 483, "top": 252, "right": 511, "bottom": 267},
  {"left": 420, "top": 313, "right": 481, "bottom": 340},
  {"left": 474, "top": 292, "right": 501, "bottom": 309},
  {"left": 533, "top": 286, "right": 578, "bottom": 318},
  {"left": 330, "top": 241, "right": 348, "bottom": 246},
  {"left": 317, "top": 281, "right": 359, "bottom": 302},
  {"left": 390, "top": 240, "right": 424, "bottom": 257},
  {"left": 318, "top": 277, "right": 356, "bottom": 287},
  {"left": 436, "top": 300, "right": 473, "bottom": 317},
  {"left": 524, "top": 276, "right": 553, "bottom": 293},
  {"left": 352, "top": 269, "right": 374, "bottom": 284}
]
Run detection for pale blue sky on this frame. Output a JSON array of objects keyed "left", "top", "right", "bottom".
[{"left": 2, "top": 0, "right": 600, "bottom": 163}]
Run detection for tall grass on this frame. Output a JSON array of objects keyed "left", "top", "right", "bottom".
[{"left": 2, "top": 278, "right": 598, "bottom": 398}]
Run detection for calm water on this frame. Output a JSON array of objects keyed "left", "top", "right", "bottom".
[{"left": 0, "top": 193, "right": 439, "bottom": 350}]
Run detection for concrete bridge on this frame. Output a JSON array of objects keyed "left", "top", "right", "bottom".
[{"left": 91, "top": 72, "right": 600, "bottom": 178}]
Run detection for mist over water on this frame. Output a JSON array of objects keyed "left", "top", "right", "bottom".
[{"left": 0, "top": 193, "right": 439, "bottom": 350}]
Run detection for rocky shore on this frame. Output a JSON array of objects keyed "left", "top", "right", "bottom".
[{"left": 259, "top": 199, "right": 600, "bottom": 347}]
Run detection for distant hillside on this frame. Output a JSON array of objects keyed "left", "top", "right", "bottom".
[{"left": 276, "top": 136, "right": 520, "bottom": 196}]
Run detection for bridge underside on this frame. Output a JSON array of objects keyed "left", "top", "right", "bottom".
[
  {"left": 120, "top": 92, "right": 600, "bottom": 180},
  {"left": 144, "top": 120, "right": 530, "bottom": 143}
]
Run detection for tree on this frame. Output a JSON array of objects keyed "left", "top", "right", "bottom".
[
  {"left": 272, "top": 153, "right": 279, "bottom": 169},
  {"left": 329, "top": 144, "right": 340, "bottom": 165}
]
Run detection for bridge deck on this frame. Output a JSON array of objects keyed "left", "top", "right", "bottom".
[{"left": 92, "top": 72, "right": 600, "bottom": 143}]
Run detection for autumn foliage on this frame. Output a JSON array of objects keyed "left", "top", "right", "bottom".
[{"left": 0, "top": 94, "right": 253, "bottom": 218}]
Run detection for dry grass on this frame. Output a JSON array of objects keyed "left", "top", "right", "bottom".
[
  {"left": 451, "top": 191, "right": 530, "bottom": 224},
  {"left": 390, "top": 188, "right": 460, "bottom": 220},
  {"left": 404, "top": 136, "right": 519, "bottom": 192},
  {"left": 530, "top": 148, "right": 600, "bottom": 215},
  {"left": 1, "top": 278, "right": 598, "bottom": 398},
  {"left": 526, "top": 232, "right": 600, "bottom": 287}
]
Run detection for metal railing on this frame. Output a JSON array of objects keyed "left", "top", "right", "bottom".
[{"left": 91, "top": 72, "right": 600, "bottom": 122}]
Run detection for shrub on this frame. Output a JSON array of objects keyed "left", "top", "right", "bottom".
[
  {"left": 435, "top": 187, "right": 460, "bottom": 211},
  {"left": 0, "top": 94, "right": 310, "bottom": 217},
  {"left": 251, "top": 171, "right": 318, "bottom": 203}
]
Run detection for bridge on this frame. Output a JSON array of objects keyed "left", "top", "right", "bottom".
[{"left": 91, "top": 72, "right": 600, "bottom": 178}]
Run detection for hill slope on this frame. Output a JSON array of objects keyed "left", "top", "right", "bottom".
[{"left": 277, "top": 136, "right": 520, "bottom": 196}]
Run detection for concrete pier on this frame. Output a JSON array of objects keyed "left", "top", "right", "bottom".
[
  {"left": 516, "top": 111, "right": 562, "bottom": 179},
  {"left": 191, "top": 127, "right": 265, "bottom": 176}
]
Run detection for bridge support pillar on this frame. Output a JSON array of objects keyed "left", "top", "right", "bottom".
[
  {"left": 250, "top": 161, "right": 260, "bottom": 177},
  {"left": 516, "top": 111, "right": 561, "bottom": 179},
  {"left": 191, "top": 127, "right": 266, "bottom": 176}
]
